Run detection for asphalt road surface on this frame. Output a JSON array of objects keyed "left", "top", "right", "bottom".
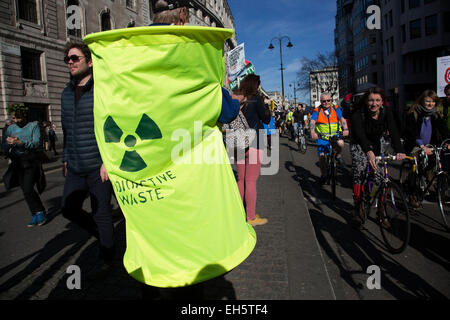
[{"left": 285, "top": 135, "right": 450, "bottom": 299}]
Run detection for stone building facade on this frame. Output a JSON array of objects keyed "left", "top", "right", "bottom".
[
  {"left": 335, "top": 0, "right": 384, "bottom": 100},
  {"left": 381, "top": 0, "right": 450, "bottom": 113},
  {"left": 335, "top": 0, "right": 450, "bottom": 118},
  {"left": 0, "top": 0, "right": 236, "bottom": 136}
]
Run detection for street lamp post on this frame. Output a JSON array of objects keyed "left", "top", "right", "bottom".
[
  {"left": 289, "top": 82, "right": 298, "bottom": 106},
  {"left": 268, "top": 36, "right": 293, "bottom": 109}
]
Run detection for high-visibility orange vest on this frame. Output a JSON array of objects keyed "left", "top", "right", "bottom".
[{"left": 314, "top": 105, "right": 341, "bottom": 140}]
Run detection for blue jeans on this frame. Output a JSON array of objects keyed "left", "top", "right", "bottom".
[
  {"left": 62, "top": 169, "right": 114, "bottom": 259},
  {"left": 293, "top": 122, "right": 303, "bottom": 137}
]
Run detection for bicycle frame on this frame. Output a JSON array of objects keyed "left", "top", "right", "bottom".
[
  {"left": 360, "top": 153, "right": 412, "bottom": 253},
  {"left": 409, "top": 145, "right": 447, "bottom": 200},
  {"left": 364, "top": 154, "right": 401, "bottom": 207}
]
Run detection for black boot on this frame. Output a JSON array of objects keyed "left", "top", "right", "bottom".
[{"left": 351, "top": 202, "right": 364, "bottom": 228}]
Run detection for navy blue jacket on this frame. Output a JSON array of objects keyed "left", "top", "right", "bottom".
[
  {"left": 241, "top": 95, "right": 271, "bottom": 149},
  {"left": 61, "top": 76, "right": 103, "bottom": 174}
]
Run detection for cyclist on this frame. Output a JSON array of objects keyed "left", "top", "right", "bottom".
[
  {"left": 286, "top": 108, "right": 294, "bottom": 138},
  {"left": 275, "top": 109, "right": 283, "bottom": 134},
  {"left": 350, "top": 87, "right": 406, "bottom": 227},
  {"left": 403, "top": 90, "right": 449, "bottom": 208},
  {"left": 310, "top": 93, "right": 349, "bottom": 184},
  {"left": 292, "top": 103, "right": 307, "bottom": 143}
]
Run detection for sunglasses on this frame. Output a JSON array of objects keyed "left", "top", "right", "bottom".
[
  {"left": 64, "top": 55, "right": 85, "bottom": 64},
  {"left": 321, "top": 100, "right": 331, "bottom": 103}
]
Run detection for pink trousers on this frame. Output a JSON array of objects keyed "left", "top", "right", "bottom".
[{"left": 236, "top": 148, "right": 263, "bottom": 221}]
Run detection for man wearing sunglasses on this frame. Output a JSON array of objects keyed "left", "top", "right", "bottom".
[
  {"left": 310, "top": 93, "right": 349, "bottom": 184},
  {"left": 60, "top": 42, "right": 115, "bottom": 279}
]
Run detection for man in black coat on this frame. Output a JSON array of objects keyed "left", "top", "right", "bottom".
[{"left": 61, "top": 41, "right": 114, "bottom": 278}]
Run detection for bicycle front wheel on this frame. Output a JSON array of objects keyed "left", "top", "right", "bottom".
[
  {"left": 398, "top": 161, "right": 410, "bottom": 187},
  {"left": 437, "top": 174, "right": 450, "bottom": 231},
  {"left": 299, "top": 135, "right": 307, "bottom": 154},
  {"left": 379, "top": 182, "right": 411, "bottom": 254}
]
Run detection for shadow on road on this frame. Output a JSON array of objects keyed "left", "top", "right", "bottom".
[
  {"left": 0, "top": 222, "right": 92, "bottom": 299},
  {"left": 287, "top": 158, "right": 448, "bottom": 299}
]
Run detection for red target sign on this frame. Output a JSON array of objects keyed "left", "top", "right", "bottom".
[{"left": 446, "top": 67, "right": 450, "bottom": 84}]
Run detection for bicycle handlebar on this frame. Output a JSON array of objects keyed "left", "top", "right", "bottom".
[
  {"left": 375, "top": 154, "right": 416, "bottom": 164},
  {"left": 317, "top": 133, "right": 344, "bottom": 140},
  {"left": 375, "top": 155, "right": 397, "bottom": 161}
]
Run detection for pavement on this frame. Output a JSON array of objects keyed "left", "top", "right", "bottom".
[{"left": 0, "top": 138, "right": 336, "bottom": 300}]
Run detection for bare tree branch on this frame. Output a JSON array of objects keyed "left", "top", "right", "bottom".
[{"left": 296, "top": 51, "right": 338, "bottom": 99}]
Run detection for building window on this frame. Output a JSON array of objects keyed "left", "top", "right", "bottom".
[
  {"left": 18, "top": 0, "right": 38, "bottom": 24},
  {"left": 409, "top": 0, "right": 420, "bottom": 9},
  {"left": 127, "top": 20, "right": 135, "bottom": 28},
  {"left": 445, "top": 12, "right": 450, "bottom": 33},
  {"left": 25, "top": 103, "right": 48, "bottom": 123},
  {"left": 410, "top": 19, "right": 421, "bottom": 39},
  {"left": 126, "top": 0, "right": 134, "bottom": 9},
  {"left": 101, "top": 11, "right": 111, "bottom": 31},
  {"left": 401, "top": 0, "right": 405, "bottom": 13},
  {"left": 21, "top": 48, "right": 42, "bottom": 81},
  {"left": 425, "top": 14, "right": 437, "bottom": 36},
  {"left": 401, "top": 24, "right": 406, "bottom": 42},
  {"left": 389, "top": 10, "right": 393, "bottom": 28}
]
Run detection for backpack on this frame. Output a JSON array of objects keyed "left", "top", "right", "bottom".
[{"left": 223, "top": 105, "right": 256, "bottom": 150}]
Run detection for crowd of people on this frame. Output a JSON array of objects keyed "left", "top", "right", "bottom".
[
  {"left": 305, "top": 86, "right": 449, "bottom": 228},
  {"left": 1, "top": 0, "right": 449, "bottom": 301}
]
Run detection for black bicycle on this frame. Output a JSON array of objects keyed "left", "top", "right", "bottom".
[
  {"left": 399, "top": 139, "right": 450, "bottom": 231},
  {"left": 318, "top": 133, "right": 342, "bottom": 200},
  {"left": 295, "top": 123, "right": 307, "bottom": 154},
  {"left": 360, "top": 154, "right": 411, "bottom": 253}
]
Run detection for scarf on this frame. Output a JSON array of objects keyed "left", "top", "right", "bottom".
[{"left": 417, "top": 104, "right": 436, "bottom": 118}]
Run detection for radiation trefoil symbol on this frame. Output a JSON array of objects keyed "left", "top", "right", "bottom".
[{"left": 104, "top": 114, "right": 162, "bottom": 172}]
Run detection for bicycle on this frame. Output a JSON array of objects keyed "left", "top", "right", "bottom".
[
  {"left": 360, "top": 154, "right": 411, "bottom": 254},
  {"left": 399, "top": 139, "right": 450, "bottom": 230},
  {"left": 295, "top": 122, "right": 307, "bottom": 154},
  {"left": 318, "top": 133, "right": 342, "bottom": 200}
]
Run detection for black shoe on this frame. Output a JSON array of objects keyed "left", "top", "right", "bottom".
[
  {"left": 351, "top": 203, "right": 364, "bottom": 228},
  {"left": 408, "top": 195, "right": 420, "bottom": 209},
  {"left": 377, "top": 206, "right": 391, "bottom": 229}
]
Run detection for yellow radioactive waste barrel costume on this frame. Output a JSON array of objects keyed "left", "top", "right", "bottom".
[{"left": 83, "top": 26, "right": 256, "bottom": 288}]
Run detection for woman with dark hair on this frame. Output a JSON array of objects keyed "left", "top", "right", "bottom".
[
  {"left": 2, "top": 107, "right": 47, "bottom": 227},
  {"left": 403, "top": 90, "right": 449, "bottom": 208},
  {"left": 350, "top": 87, "right": 406, "bottom": 227},
  {"left": 236, "top": 74, "right": 271, "bottom": 226}
]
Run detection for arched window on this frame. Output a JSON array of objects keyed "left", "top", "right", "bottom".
[
  {"left": 66, "top": 0, "right": 82, "bottom": 38},
  {"left": 126, "top": 0, "right": 134, "bottom": 9},
  {"left": 101, "top": 10, "right": 111, "bottom": 31}
]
